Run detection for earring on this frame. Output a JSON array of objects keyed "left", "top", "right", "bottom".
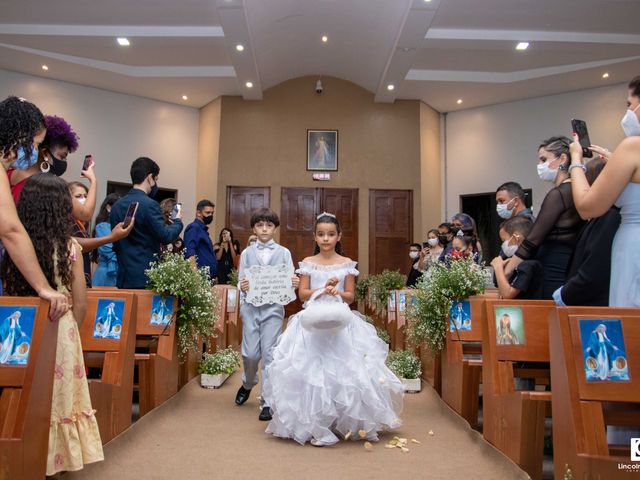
[{"left": 40, "top": 161, "right": 50, "bottom": 173}]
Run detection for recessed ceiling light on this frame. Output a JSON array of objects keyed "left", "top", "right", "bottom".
[
  {"left": 182, "top": 95, "right": 188, "bottom": 100},
  {"left": 456, "top": 98, "right": 463, "bottom": 105},
  {"left": 387, "top": 84, "right": 395, "bottom": 91},
  {"left": 245, "top": 81, "right": 253, "bottom": 88},
  {"left": 321, "top": 35, "right": 328, "bottom": 43},
  {"left": 602, "top": 72, "right": 610, "bottom": 79},
  {"left": 117, "top": 37, "right": 130, "bottom": 46},
  {"left": 515, "top": 42, "right": 529, "bottom": 51},
  {"left": 41, "top": 65, "right": 49, "bottom": 71},
  {"left": 424, "top": 0, "right": 432, "bottom": 2},
  {"left": 235, "top": 44, "right": 244, "bottom": 52}
]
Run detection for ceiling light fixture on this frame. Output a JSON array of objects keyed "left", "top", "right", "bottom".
[
  {"left": 424, "top": 0, "right": 432, "bottom": 2},
  {"left": 182, "top": 95, "right": 188, "bottom": 100},
  {"left": 387, "top": 84, "right": 395, "bottom": 91},
  {"left": 321, "top": 35, "right": 328, "bottom": 43},
  {"left": 456, "top": 99, "right": 463, "bottom": 105},
  {"left": 246, "top": 81, "right": 254, "bottom": 88},
  {"left": 602, "top": 72, "right": 610, "bottom": 79},
  {"left": 515, "top": 42, "right": 529, "bottom": 51},
  {"left": 117, "top": 37, "right": 130, "bottom": 46},
  {"left": 41, "top": 65, "right": 49, "bottom": 71},
  {"left": 235, "top": 44, "right": 245, "bottom": 52}
]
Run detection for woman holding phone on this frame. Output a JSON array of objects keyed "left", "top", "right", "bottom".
[{"left": 214, "top": 228, "right": 240, "bottom": 284}]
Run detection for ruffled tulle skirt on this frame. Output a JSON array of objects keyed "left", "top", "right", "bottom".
[{"left": 263, "top": 307, "right": 404, "bottom": 445}]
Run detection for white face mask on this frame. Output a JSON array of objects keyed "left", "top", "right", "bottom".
[
  {"left": 621, "top": 104, "right": 640, "bottom": 137},
  {"left": 501, "top": 238, "right": 519, "bottom": 258},
  {"left": 537, "top": 159, "right": 559, "bottom": 183},
  {"left": 409, "top": 251, "right": 420, "bottom": 260},
  {"left": 496, "top": 197, "right": 515, "bottom": 220},
  {"left": 427, "top": 238, "right": 439, "bottom": 247}
]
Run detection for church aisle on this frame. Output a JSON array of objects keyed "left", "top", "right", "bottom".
[{"left": 64, "top": 374, "right": 529, "bottom": 480}]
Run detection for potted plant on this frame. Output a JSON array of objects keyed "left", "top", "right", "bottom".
[
  {"left": 198, "top": 348, "right": 241, "bottom": 388},
  {"left": 407, "top": 256, "right": 486, "bottom": 352},
  {"left": 387, "top": 349, "right": 422, "bottom": 392},
  {"left": 367, "top": 270, "right": 405, "bottom": 315},
  {"left": 146, "top": 253, "right": 220, "bottom": 355}
]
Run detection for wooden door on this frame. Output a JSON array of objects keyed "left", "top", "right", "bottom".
[
  {"left": 369, "top": 189, "right": 413, "bottom": 275},
  {"left": 321, "top": 188, "right": 358, "bottom": 260},
  {"left": 226, "top": 186, "right": 270, "bottom": 249}
]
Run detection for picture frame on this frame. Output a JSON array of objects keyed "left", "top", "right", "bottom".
[{"left": 307, "top": 129, "right": 338, "bottom": 171}]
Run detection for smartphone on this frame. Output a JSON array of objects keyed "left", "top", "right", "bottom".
[
  {"left": 82, "top": 154, "right": 93, "bottom": 171},
  {"left": 170, "top": 203, "right": 182, "bottom": 220},
  {"left": 422, "top": 242, "right": 429, "bottom": 248},
  {"left": 123, "top": 202, "right": 139, "bottom": 228},
  {"left": 571, "top": 119, "right": 593, "bottom": 158}
]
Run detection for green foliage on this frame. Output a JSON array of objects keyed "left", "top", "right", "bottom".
[
  {"left": 363, "top": 270, "right": 405, "bottom": 315},
  {"left": 364, "top": 315, "right": 391, "bottom": 344},
  {"left": 198, "top": 348, "right": 241, "bottom": 375},
  {"left": 407, "top": 256, "right": 486, "bottom": 352},
  {"left": 386, "top": 349, "right": 421, "bottom": 379},
  {"left": 355, "top": 276, "right": 372, "bottom": 302},
  {"left": 146, "top": 253, "right": 220, "bottom": 354},
  {"left": 228, "top": 268, "right": 239, "bottom": 287}
]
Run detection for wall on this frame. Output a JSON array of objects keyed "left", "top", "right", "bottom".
[
  {"left": 420, "top": 102, "right": 442, "bottom": 236},
  {"left": 444, "top": 83, "right": 628, "bottom": 218},
  {"left": 203, "top": 75, "right": 441, "bottom": 275},
  {"left": 0, "top": 68, "right": 200, "bottom": 222}
]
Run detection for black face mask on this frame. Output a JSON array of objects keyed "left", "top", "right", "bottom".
[
  {"left": 438, "top": 234, "right": 448, "bottom": 245},
  {"left": 50, "top": 156, "right": 67, "bottom": 176},
  {"left": 203, "top": 214, "right": 213, "bottom": 225},
  {"left": 148, "top": 178, "right": 159, "bottom": 198}
]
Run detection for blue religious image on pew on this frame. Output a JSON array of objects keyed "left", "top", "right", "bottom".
[
  {"left": 150, "top": 295, "right": 174, "bottom": 326},
  {"left": 579, "top": 319, "right": 630, "bottom": 382},
  {"left": 0, "top": 306, "right": 36, "bottom": 365},
  {"left": 398, "top": 292, "right": 407, "bottom": 312},
  {"left": 93, "top": 299, "right": 125, "bottom": 339},
  {"left": 449, "top": 300, "right": 471, "bottom": 331}
]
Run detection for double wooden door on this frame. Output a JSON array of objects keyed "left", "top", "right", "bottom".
[{"left": 225, "top": 187, "right": 271, "bottom": 249}]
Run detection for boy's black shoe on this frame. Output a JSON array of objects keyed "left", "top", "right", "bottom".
[
  {"left": 259, "top": 406, "right": 272, "bottom": 421},
  {"left": 235, "top": 386, "right": 251, "bottom": 405}
]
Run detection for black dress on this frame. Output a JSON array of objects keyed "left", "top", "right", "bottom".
[
  {"left": 71, "top": 220, "right": 92, "bottom": 287},
  {"left": 514, "top": 182, "right": 585, "bottom": 299},
  {"left": 216, "top": 240, "right": 240, "bottom": 285}
]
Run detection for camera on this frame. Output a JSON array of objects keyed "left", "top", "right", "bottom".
[{"left": 315, "top": 79, "right": 323, "bottom": 94}]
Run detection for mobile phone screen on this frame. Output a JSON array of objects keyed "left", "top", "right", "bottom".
[
  {"left": 123, "top": 202, "right": 139, "bottom": 228},
  {"left": 571, "top": 119, "right": 593, "bottom": 158},
  {"left": 170, "top": 203, "right": 181, "bottom": 220},
  {"left": 82, "top": 155, "right": 93, "bottom": 171}
]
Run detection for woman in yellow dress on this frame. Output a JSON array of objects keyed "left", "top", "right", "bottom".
[{"left": 3, "top": 172, "right": 104, "bottom": 474}]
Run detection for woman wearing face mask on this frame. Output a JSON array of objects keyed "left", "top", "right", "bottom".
[
  {"left": 417, "top": 229, "right": 445, "bottom": 273},
  {"left": 505, "top": 136, "right": 585, "bottom": 298},
  {"left": 91, "top": 193, "right": 121, "bottom": 287},
  {"left": 406, "top": 243, "right": 423, "bottom": 287},
  {"left": 68, "top": 182, "right": 132, "bottom": 287},
  {"left": 568, "top": 75, "right": 640, "bottom": 308},
  {"left": 0, "top": 96, "right": 68, "bottom": 318}
]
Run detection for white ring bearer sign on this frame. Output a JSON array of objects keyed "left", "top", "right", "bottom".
[{"left": 245, "top": 264, "right": 297, "bottom": 306}]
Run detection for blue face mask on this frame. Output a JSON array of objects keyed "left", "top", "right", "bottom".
[{"left": 13, "top": 145, "right": 39, "bottom": 170}]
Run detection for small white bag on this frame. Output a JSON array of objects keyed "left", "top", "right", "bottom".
[{"left": 299, "top": 291, "right": 352, "bottom": 331}]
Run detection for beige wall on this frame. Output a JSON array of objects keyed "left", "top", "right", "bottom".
[
  {"left": 444, "top": 83, "right": 628, "bottom": 218},
  {"left": 201, "top": 76, "right": 440, "bottom": 275},
  {"left": 0, "top": 68, "right": 200, "bottom": 222},
  {"left": 197, "top": 97, "right": 222, "bottom": 214},
  {"left": 420, "top": 102, "right": 442, "bottom": 237}
]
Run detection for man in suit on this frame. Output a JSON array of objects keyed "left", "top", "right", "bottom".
[{"left": 110, "top": 157, "right": 184, "bottom": 289}]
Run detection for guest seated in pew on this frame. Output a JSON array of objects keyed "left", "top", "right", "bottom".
[
  {"left": 552, "top": 158, "right": 621, "bottom": 306},
  {"left": 3, "top": 173, "right": 103, "bottom": 475},
  {"left": 491, "top": 216, "right": 543, "bottom": 300},
  {"left": 0, "top": 96, "right": 68, "bottom": 317}
]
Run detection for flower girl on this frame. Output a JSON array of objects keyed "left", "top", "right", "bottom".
[{"left": 263, "top": 213, "right": 403, "bottom": 446}]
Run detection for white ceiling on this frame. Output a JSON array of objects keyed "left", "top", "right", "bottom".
[{"left": 1, "top": 0, "right": 639, "bottom": 111}]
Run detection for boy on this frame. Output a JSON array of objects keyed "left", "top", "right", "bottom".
[
  {"left": 236, "top": 208, "right": 299, "bottom": 421},
  {"left": 491, "top": 216, "right": 543, "bottom": 300}
]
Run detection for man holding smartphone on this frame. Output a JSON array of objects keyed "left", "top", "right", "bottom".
[
  {"left": 110, "top": 157, "right": 184, "bottom": 288},
  {"left": 184, "top": 199, "right": 217, "bottom": 282}
]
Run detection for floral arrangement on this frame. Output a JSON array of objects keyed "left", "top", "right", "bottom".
[
  {"left": 357, "top": 270, "right": 405, "bottom": 315},
  {"left": 198, "top": 348, "right": 241, "bottom": 376},
  {"left": 364, "top": 315, "right": 391, "bottom": 344},
  {"left": 146, "top": 253, "right": 220, "bottom": 354},
  {"left": 407, "top": 256, "right": 486, "bottom": 352},
  {"left": 386, "top": 349, "right": 422, "bottom": 380},
  {"left": 228, "top": 268, "right": 239, "bottom": 287}
]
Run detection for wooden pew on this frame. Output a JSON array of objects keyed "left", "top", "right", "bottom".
[
  {"left": 80, "top": 290, "right": 136, "bottom": 444},
  {"left": 550, "top": 307, "right": 640, "bottom": 480},
  {"left": 132, "top": 291, "right": 179, "bottom": 417},
  {"left": 0, "top": 298, "right": 56, "bottom": 480},
  {"left": 482, "top": 299, "right": 556, "bottom": 480},
  {"left": 210, "top": 285, "right": 241, "bottom": 352},
  {"left": 441, "top": 293, "right": 497, "bottom": 428}
]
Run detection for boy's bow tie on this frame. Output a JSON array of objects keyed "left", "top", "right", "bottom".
[{"left": 257, "top": 241, "right": 275, "bottom": 250}]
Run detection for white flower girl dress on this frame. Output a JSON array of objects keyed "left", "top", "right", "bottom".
[{"left": 263, "top": 260, "right": 404, "bottom": 446}]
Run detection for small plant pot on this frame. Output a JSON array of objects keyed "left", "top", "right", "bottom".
[
  {"left": 401, "top": 377, "right": 421, "bottom": 393},
  {"left": 200, "top": 372, "right": 231, "bottom": 389}
]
